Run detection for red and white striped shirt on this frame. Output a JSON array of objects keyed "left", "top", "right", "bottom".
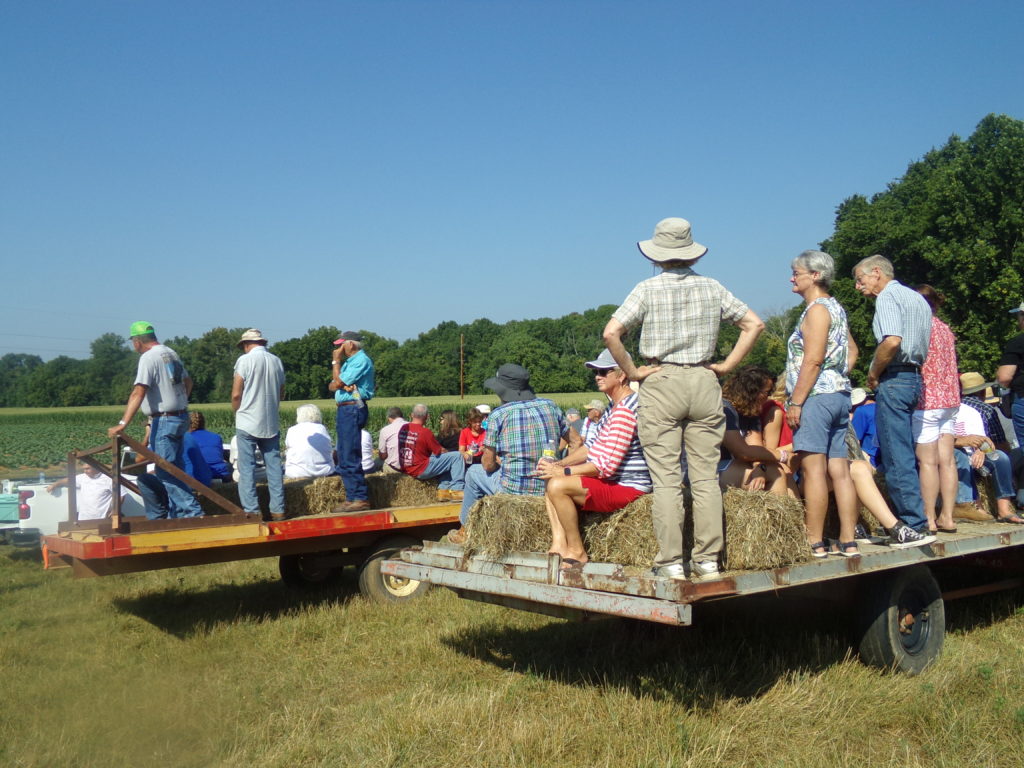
[{"left": 586, "top": 393, "right": 651, "bottom": 491}]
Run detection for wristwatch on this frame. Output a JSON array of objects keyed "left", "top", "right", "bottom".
[
  {"left": 563, "top": 467, "right": 572, "bottom": 476},
  {"left": 785, "top": 400, "right": 804, "bottom": 408}
]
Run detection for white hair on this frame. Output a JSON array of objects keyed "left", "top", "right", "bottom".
[
  {"left": 296, "top": 404, "right": 323, "bottom": 424},
  {"left": 792, "top": 250, "right": 836, "bottom": 288},
  {"left": 411, "top": 403, "right": 429, "bottom": 419}
]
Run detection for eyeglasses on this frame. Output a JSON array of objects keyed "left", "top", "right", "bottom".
[{"left": 593, "top": 368, "right": 617, "bottom": 376}]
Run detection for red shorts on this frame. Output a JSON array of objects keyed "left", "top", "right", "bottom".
[{"left": 579, "top": 476, "right": 646, "bottom": 513}]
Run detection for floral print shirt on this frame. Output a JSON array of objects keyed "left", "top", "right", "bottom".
[{"left": 785, "top": 297, "right": 851, "bottom": 397}]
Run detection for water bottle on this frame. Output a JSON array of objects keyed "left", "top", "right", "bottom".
[
  {"left": 540, "top": 439, "right": 557, "bottom": 463},
  {"left": 38, "top": 471, "right": 45, "bottom": 483}
]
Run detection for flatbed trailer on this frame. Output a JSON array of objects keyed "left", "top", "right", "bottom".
[
  {"left": 382, "top": 521, "right": 1024, "bottom": 672},
  {"left": 44, "top": 503, "right": 460, "bottom": 602}
]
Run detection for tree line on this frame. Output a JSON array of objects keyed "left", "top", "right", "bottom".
[{"left": 2, "top": 114, "right": 1021, "bottom": 408}]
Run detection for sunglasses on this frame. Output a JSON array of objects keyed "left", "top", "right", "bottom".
[{"left": 593, "top": 368, "right": 617, "bottom": 376}]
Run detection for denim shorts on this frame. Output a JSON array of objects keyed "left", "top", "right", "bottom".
[{"left": 793, "top": 392, "right": 850, "bottom": 458}]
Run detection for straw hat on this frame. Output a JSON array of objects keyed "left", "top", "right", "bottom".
[
  {"left": 237, "top": 328, "right": 267, "bottom": 348},
  {"left": 959, "top": 372, "right": 988, "bottom": 395}
]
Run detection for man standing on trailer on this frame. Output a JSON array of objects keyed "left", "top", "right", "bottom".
[
  {"left": 603, "top": 217, "right": 764, "bottom": 581},
  {"left": 108, "top": 321, "right": 204, "bottom": 519},
  {"left": 330, "top": 330, "right": 375, "bottom": 512},
  {"left": 853, "top": 254, "right": 932, "bottom": 533},
  {"left": 232, "top": 328, "right": 286, "bottom": 521}
]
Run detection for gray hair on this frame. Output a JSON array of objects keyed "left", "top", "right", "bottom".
[
  {"left": 296, "top": 404, "right": 323, "bottom": 424},
  {"left": 852, "top": 254, "right": 894, "bottom": 279},
  {"left": 386, "top": 406, "right": 404, "bottom": 420},
  {"left": 792, "top": 250, "right": 835, "bottom": 288},
  {"left": 411, "top": 403, "right": 429, "bottom": 420},
  {"left": 348, "top": 340, "right": 363, "bottom": 350}
]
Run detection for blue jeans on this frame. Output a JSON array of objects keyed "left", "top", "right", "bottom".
[
  {"left": 236, "top": 429, "right": 285, "bottom": 516},
  {"left": 955, "top": 447, "right": 1015, "bottom": 503},
  {"left": 875, "top": 370, "right": 925, "bottom": 530},
  {"left": 140, "top": 414, "right": 204, "bottom": 519},
  {"left": 335, "top": 402, "right": 368, "bottom": 501},
  {"left": 418, "top": 452, "right": 466, "bottom": 490},
  {"left": 954, "top": 449, "right": 975, "bottom": 503},
  {"left": 460, "top": 463, "right": 500, "bottom": 524},
  {"left": 1011, "top": 396, "right": 1024, "bottom": 455}
]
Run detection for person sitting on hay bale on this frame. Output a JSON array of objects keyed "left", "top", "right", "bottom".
[
  {"left": 720, "top": 367, "right": 795, "bottom": 496},
  {"left": 450, "top": 364, "right": 566, "bottom": 544},
  {"left": 535, "top": 349, "right": 651, "bottom": 569},
  {"left": 284, "top": 404, "right": 335, "bottom": 479},
  {"left": 397, "top": 404, "right": 466, "bottom": 502}
]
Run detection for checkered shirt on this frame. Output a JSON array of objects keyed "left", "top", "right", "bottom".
[
  {"left": 485, "top": 398, "right": 566, "bottom": 495},
  {"left": 961, "top": 395, "right": 1007, "bottom": 444},
  {"left": 612, "top": 267, "right": 748, "bottom": 364}
]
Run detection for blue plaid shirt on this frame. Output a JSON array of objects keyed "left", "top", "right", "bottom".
[
  {"left": 961, "top": 395, "right": 1007, "bottom": 445},
  {"left": 485, "top": 398, "right": 566, "bottom": 495}
]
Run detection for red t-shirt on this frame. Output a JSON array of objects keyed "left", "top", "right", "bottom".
[
  {"left": 397, "top": 423, "right": 444, "bottom": 476},
  {"left": 458, "top": 427, "right": 487, "bottom": 462},
  {"left": 761, "top": 399, "right": 793, "bottom": 448}
]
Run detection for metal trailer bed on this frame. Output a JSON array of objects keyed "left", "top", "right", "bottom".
[{"left": 382, "top": 522, "right": 1024, "bottom": 672}]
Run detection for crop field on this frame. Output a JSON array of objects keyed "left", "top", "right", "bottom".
[
  {"left": 0, "top": 394, "right": 593, "bottom": 478},
  {"left": 2, "top": 546, "right": 1023, "bottom": 767}
]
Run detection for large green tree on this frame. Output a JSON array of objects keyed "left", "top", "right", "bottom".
[{"left": 822, "top": 113, "right": 1024, "bottom": 378}]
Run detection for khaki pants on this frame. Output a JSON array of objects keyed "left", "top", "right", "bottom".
[{"left": 638, "top": 365, "right": 725, "bottom": 567}]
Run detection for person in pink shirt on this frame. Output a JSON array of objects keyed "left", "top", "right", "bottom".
[{"left": 914, "top": 285, "right": 960, "bottom": 533}]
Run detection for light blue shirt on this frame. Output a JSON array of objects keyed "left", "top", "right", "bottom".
[
  {"left": 872, "top": 280, "right": 931, "bottom": 366},
  {"left": 234, "top": 346, "right": 285, "bottom": 438},
  {"left": 336, "top": 349, "right": 375, "bottom": 403}
]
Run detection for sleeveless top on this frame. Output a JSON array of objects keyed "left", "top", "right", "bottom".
[{"left": 785, "top": 296, "right": 851, "bottom": 397}]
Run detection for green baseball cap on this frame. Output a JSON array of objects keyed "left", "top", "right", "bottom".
[{"left": 129, "top": 321, "right": 155, "bottom": 337}]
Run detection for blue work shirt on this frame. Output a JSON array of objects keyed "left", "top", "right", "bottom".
[{"left": 335, "top": 349, "right": 375, "bottom": 403}]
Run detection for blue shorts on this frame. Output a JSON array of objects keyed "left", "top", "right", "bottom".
[{"left": 793, "top": 392, "right": 850, "bottom": 459}]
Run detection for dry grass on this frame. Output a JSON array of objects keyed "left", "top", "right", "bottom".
[
  {"left": 1, "top": 546, "right": 1023, "bottom": 768},
  {"left": 465, "top": 488, "right": 810, "bottom": 571}
]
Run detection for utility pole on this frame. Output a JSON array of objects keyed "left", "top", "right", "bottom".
[{"left": 460, "top": 333, "right": 465, "bottom": 399}]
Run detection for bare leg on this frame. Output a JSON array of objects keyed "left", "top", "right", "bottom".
[
  {"left": 800, "top": 452, "right": 828, "bottom": 551},
  {"left": 544, "top": 492, "right": 567, "bottom": 555},
  {"left": 849, "top": 459, "right": 898, "bottom": 529},
  {"left": 937, "top": 433, "right": 957, "bottom": 529},
  {"left": 916, "top": 439, "right": 939, "bottom": 531},
  {"left": 828, "top": 457, "right": 859, "bottom": 544},
  {"left": 545, "top": 476, "right": 589, "bottom": 563}
]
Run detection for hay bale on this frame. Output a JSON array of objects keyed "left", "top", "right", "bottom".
[
  {"left": 198, "top": 472, "right": 441, "bottom": 517},
  {"left": 465, "top": 487, "right": 810, "bottom": 571}
]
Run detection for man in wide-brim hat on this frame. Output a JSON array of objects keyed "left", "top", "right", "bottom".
[
  {"left": 602, "top": 217, "right": 765, "bottom": 582},
  {"left": 450, "top": 364, "right": 565, "bottom": 543}
]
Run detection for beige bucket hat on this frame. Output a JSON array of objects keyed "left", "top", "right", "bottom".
[
  {"left": 638, "top": 217, "right": 707, "bottom": 263},
  {"left": 237, "top": 328, "right": 267, "bottom": 348}
]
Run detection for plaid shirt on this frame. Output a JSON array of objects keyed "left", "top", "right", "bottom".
[
  {"left": 612, "top": 267, "right": 748, "bottom": 364},
  {"left": 961, "top": 395, "right": 1007, "bottom": 444},
  {"left": 485, "top": 398, "right": 565, "bottom": 495}
]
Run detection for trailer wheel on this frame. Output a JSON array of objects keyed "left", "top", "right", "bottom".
[
  {"left": 278, "top": 552, "right": 343, "bottom": 589},
  {"left": 857, "top": 565, "right": 944, "bottom": 675},
  {"left": 358, "top": 536, "right": 429, "bottom": 604}
]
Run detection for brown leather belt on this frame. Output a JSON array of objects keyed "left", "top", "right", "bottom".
[{"left": 337, "top": 400, "right": 362, "bottom": 407}]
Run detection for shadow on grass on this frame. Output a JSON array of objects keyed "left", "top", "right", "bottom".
[
  {"left": 113, "top": 572, "right": 361, "bottom": 639},
  {"left": 442, "top": 589, "right": 857, "bottom": 707},
  {"left": 944, "top": 591, "right": 1024, "bottom": 634}
]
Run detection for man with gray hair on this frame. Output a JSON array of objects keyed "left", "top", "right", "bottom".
[
  {"left": 604, "top": 217, "right": 764, "bottom": 581},
  {"left": 396, "top": 404, "right": 466, "bottom": 501},
  {"left": 853, "top": 254, "right": 932, "bottom": 533},
  {"left": 377, "top": 406, "right": 407, "bottom": 473},
  {"left": 232, "top": 328, "right": 286, "bottom": 521}
]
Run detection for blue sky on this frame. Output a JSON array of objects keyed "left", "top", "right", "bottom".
[{"left": 2, "top": 0, "right": 1022, "bottom": 360}]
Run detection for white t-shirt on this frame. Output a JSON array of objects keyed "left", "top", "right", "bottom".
[
  {"left": 75, "top": 472, "right": 125, "bottom": 520},
  {"left": 284, "top": 422, "right": 334, "bottom": 478},
  {"left": 361, "top": 429, "right": 375, "bottom": 472}
]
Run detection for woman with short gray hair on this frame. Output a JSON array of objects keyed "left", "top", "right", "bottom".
[{"left": 785, "top": 250, "right": 861, "bottom": 557}]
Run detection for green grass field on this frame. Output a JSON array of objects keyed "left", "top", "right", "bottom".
[
  {"left": 0, "top": 394, "right": 593, "bottom": 479},
  {"left": 1, "top": 546, "right": 1023, "bottom": 767}
]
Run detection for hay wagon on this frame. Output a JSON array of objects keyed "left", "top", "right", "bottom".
[
  {"left": 382, "top": 496, "right": 1024, "bottom": 674},
  {"left": 40, "top": 435, "right": 460, "bottom": 603}
]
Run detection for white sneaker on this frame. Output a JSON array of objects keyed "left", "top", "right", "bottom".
[
  {"left": 690, "top": 560, "right": 721, "bottom": 581},
  {"left": 652, "top": 563, "right": 687, "bottom": 580}
]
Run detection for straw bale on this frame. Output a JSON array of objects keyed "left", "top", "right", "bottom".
[
  {"left": 198, "top": 472, "right": 441, "bottom": 517},
  {"left": 465, "top": 487, "right": 810, "bottom": 571}
]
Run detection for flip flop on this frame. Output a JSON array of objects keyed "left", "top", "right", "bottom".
[
  {"left": 995, "top": 512, "right": 1024, "bottom": 525},
  {"left": 936, "top": 525, "right": 958, "bottom": 534}
]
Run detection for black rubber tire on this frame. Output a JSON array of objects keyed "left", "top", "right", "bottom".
[
  {"left": 278, "top": 552, "right": 344, "bottom": 590},
  {"left": 857, "top": 565, "right": 944, "bottom": 675},
  {"left": 357, "top": 536, "right": 430, "bottom": 604}
]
